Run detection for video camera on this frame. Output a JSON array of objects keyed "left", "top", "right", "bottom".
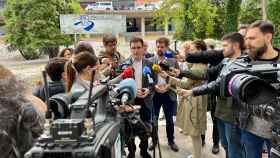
[
  {"left": 24, "top": 71, "right": 148, "bottom": 158},
  {"left": 218, "top": 55, "right": 280, "bottom": 157}
]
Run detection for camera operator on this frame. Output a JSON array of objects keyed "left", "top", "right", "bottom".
[
  {"left": 64, "top": 51, "right": 100, "bottom": 101},
  {"left": 177, "top": 32, "right": 245, "bottom": 158},
  {"left": 0, "top": 65, "right": 44, "bottom": 157},
  {"left": 122, "top": 37, "right": 155, "bottom": 158},
  {"left": 33, "top": 57, "right": 68, "bottom": 102},
  {"left": 239, "top": 20, "right": 280, "bottom": 158}
]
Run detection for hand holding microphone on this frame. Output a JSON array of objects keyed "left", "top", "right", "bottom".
[
  {"left": 143, "top": 66, "right": 154, "bottom": 85},
  {"left": 152, "top": 64, "right": 161, "bottom": 74},
  {"left": 121, "top": 66, "right": 134, "bottom": 79}
]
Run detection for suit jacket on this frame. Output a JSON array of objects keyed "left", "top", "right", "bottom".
[
  {"left": 149, "top": 55, "right": 179, "bottom": 101},
  {"left": 121, "top": 57, "right": 156, "bottom": 110}
]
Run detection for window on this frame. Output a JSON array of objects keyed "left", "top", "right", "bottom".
[{"left": 0, "top": 0, "right": 5, "bottom": 9}]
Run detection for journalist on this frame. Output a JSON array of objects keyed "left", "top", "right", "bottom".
[
  {"left": 177, "top": 32, "right": 245, "bottom": 158},
  {"left": 161, "top": 40, "right": 208, "bottom": 158}
]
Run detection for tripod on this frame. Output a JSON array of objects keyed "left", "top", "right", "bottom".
[{"left": 150, "top": 107, "right": 163, "bottom": 158}]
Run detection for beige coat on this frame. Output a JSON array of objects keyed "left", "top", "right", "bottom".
[{"left": 170, "top": 64, "right": 207, "bottom": 136}]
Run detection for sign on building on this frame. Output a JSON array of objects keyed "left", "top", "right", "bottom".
[{"left": 60, "top": 14, "right": 126, "bottom": 35}]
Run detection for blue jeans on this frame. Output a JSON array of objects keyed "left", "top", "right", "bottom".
[
  {"left": 241, "top": 129, "right": 271, "bottom": 158},
  {"left": 216, "top": 118, "right": 245, "bottom": 158},
  {"left": 153, "top": 92, "right": 175, "bottom": 144}
]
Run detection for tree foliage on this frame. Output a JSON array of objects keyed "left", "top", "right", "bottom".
[
  {"left": 268, "top": 0, "right": 280, "bottom": 37},
  {"left": 239, "top": 0, "right": 261, "bottom": 25},
  {"left": 155, "top": 0, "right": 217, "bottom": 40},
  {"left": 224, "top": 0, "right": 242, "bottom": 33},
  {"left": 4, "top": 0, "right": 81, "bottom": 59}
]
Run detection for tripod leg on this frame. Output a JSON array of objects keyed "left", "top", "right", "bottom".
[{"left": 155, "top": 125, "right": 162, "bottom": 158}]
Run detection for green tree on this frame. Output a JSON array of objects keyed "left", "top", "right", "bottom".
[
  {"left": 4, "top": 0, "right": 82, "bottom": 59},
  {"left": 155, "top": 0, "right": 217, "bottom": 40},
  {"left": 239, "top": 0, "right": 262, "bottom": 25},
  {"left": 210, "top": 0, "right": 225, "bottom": 39},
  {"left": 268, "top": 0, "right": 280, "bottom": 37},
  {"left": 224, "top": 0, "right": 242, "bottom": 33}
]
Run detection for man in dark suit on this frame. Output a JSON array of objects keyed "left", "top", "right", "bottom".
[
  {"left": 149, "top": 37, "right": 179, "bottom": 152},
  {"left": 121, "top": 37, "right": 155, "bottom": 158}
]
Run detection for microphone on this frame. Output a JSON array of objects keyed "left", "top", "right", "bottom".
[
  {"left": 115, "top": 78, "right": 136, "bottom": 105},
  {"left": 121, "top": 66, "right": 134, "bottom": 79},
  {"left": 152, "top": 64, "right": 161, "bottom": 74},
  {"left": 164, "top": 50, "right": 174, "bottom": 58},
  {"left": 108, "top": 67, "right": 134, "bottom": 85},
  {"left": 143, "top": 66, "right": 154, "bottom": 85}
]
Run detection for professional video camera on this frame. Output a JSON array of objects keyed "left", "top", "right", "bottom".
[
  {"left": 25, "top": 70, "right": 146, "bottom": 158},
  {"left": 218, "top": 55, "right": 280, "bottom": 157}
]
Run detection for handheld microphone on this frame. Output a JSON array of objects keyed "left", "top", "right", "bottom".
[
  {"left": 122, "top": 66, "right": 134, "bottom": 79},
  {"left": 116, "top": 78, "right": 136, "bottom": 105},
  {"left": 108, "top": 67, "right": 134, "bottom": 85},
  {"left": 143, "top": 66, "right": 154, "bottom": 85},
  {"left": 152, "top": 64, "right": 161, "bottom": 74},
  {"left": 164, "top": 50, "right": 174, "bottom": 58}
]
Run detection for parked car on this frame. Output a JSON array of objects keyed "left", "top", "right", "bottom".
[{"left": 85, "top": 2, "right": 113, "bottom": 11}]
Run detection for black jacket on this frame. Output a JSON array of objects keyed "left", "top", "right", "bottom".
[
  {"left": 191, "top": 58, "right": 230, "bottom": 96},
  {"left": 186, "top": 50, "right": 224, "bottom": 66},
  {"left": 33, "top": 81, "right": 65, "bottom": 102}
]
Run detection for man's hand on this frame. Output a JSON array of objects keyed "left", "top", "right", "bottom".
[
  {"left": 101, "top": 58, "right": 112, "bottom": 65},
  {"left": 137, "top": 88, "right": 150, "bottom": 98},
  {"left": 141, "top": 88, "right": 150, "bottom": 98},
  {"left": 155, "top": 84, "right": 170, "bottom": 93},
  {"left": 136, "top": 89, "right": 144, "bottom": 98},
  {"left": 177, "top": 88, "right": 192, "bottom": 97}
]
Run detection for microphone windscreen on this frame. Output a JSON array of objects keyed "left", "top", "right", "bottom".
[
  {"left": 152, "top": 64, "right": 161, "bottom": 74},
  {"left": 164, "top": 50, "right": 173, "bottom": 58},
  {"left": 143, "top": 66, "right": 152, "bottom": 75},
  {"left": 119, "top": 78, "right": 136, "bottom": 99},
  {"left": 122, "top": 67, "right": 134, "bottom": 79}
]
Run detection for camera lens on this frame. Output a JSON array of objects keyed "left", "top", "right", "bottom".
[{"left": 228, "top": 74, "right": 277, "bottom": 105}]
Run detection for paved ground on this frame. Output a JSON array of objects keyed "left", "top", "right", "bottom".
[{"left": 132, "top": 113, "right": 226, "bottom": 158}]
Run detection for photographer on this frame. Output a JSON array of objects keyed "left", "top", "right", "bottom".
[
  {"left": 122, "top": 37, "right": 155, "bottom": 158},
  {"left": 99, "top": 34, "right": 125, "bottom": 78},
  {"left": 177, "top": 33, "right": 245, "bottom": 158},
  {"left": 0, "top": 65, "right": 43, "bottom": 157}
]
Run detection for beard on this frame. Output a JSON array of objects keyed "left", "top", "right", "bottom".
[
  {"left": 248, "top": 43, "right": 268, "bottom": 60},
  {"left": 225, "top": 47, "right": 235, "bottom": 58},
  {"left": 157, "top": 50, "right": 164, "bottom": 56}
]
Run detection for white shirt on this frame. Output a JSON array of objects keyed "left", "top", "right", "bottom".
[
  {"left": 132, "top": 59, "right": 142, "bottom": 89},
  {"left": 157, "top": 56, "right": 167, "bottom": 85}
]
